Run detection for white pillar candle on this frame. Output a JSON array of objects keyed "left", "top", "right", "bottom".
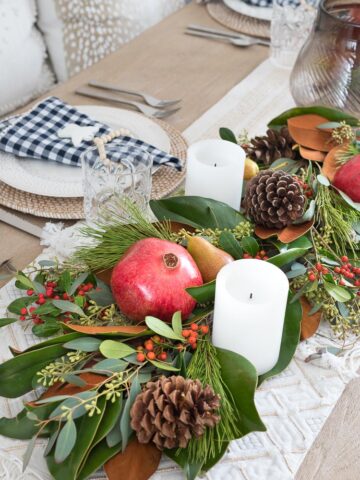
[
  {"left": 185, "top": 139, "right": 245, "bottom": 210},
  {"left": 212, "top": 259, "right": 289, "bottom": 375}
]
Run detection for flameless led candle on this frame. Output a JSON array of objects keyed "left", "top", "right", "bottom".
[
  {"left": 212, "top": 259, "right": 289, "bottom": 375},
  {"left": 185, "top": 139, "right": 245, "bottom": 210}
]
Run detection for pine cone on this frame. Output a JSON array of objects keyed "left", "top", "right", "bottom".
[
  {"left": 245, "top": 169, "right": 306, "bottom": 229},
  {"left": 246, "top": 127, "right": 297, "bottom": 165},
  {"left": 130, "top": 375, "right": 220, "bottom": 450}
]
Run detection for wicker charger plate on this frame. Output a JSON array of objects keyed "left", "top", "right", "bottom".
[
  {"left": 207, "top": 1, "right": 270, "bottom": 39},
  {"left": 0, "top": 119, "right": 187, "bottom": 220}
]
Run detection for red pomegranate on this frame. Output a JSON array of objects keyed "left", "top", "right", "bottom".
[
  {"left": 333, "top": 154, "right": 360, "bottom": 202},
  {"left": 110, "top": 238, "right": 203, "bottom": 323}
]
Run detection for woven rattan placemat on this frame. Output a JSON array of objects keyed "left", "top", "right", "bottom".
[
  {"left": 207, "top": 1, "right": 270, "bottom": 39},
  {"left": 0, "top": 119, "right": 187, "bottom": 220}
]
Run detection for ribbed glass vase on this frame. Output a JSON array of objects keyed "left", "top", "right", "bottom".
[{"left": 290, "top": 0, "right": 360, "bottom": 115}]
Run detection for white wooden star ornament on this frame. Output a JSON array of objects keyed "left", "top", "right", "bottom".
[{"left": 58, "top": 124, "right": 100, "bottom": 147}]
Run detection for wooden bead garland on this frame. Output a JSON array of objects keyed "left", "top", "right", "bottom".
[{"left": 93, "top": 128, "right": 131, "bottom": 166}]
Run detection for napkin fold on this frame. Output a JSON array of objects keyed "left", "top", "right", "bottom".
[{"left": 0, "top": 96, "right": 182, "bottom": 170}]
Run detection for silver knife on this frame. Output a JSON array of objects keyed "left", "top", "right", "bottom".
[{"left": 0, "top": 207, "right": 43, "bottom": 238}]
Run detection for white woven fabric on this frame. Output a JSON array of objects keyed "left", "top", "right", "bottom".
[{"left": 1, "top": 59, "right": 359, "bottom": 479}]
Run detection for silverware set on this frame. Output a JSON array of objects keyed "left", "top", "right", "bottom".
[
  {"left": 75, "top": 82, "right": 181, "bottom": 118},
  {"left": 185, "top": 24, "right": 270, "bottom": 47}
]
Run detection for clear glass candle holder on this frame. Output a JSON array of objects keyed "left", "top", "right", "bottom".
[
  {"left": 271, "top": 0, "right": 319, "bottom": 68},
  {"left": 81, "top": 144, "right": 153, "bottom": 223}
]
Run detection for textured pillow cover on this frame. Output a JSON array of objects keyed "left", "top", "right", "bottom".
[
  {"left": 0, "top": 0, "right": 54, "bottom": 116},
  {"left": 37, "top": 0, "right": 186, "bottom": 82}
]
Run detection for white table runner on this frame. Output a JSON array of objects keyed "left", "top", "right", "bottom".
[{"left": 1, "top": 59, "right": 359, "bottom": 480}]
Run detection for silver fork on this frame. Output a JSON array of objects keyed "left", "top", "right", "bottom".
[
  {"left": 88, "top": 80, "right": 181, "bottom": 108},
  {"left": 185, "top": 29, "right": 270, "bottom": 47},
  {"left": 75, "top": 88, "right": 180, "bottom": 118}
]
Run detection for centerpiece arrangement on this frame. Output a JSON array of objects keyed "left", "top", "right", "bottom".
[{"left": 0, "top": 106, "right": 358, "bottom": 480}]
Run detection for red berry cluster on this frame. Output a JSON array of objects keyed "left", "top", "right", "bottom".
[
  {"left": 21, "top": 281, "right": 94, "bottom": 324},
  {"left": 295, "top": 177, "right": 313, "bottom": 198},
  {"left": 243, "top": 250, "right": 269, "bottom": 261},
  {"left": 181, "top": 323, "right": 209, "bottom": 350},
  {"left": 307, "top": 256, "right": 360, "bottom": 294},
  {"left": 136, "top": 335, "right": 168, "bottom": 362}
]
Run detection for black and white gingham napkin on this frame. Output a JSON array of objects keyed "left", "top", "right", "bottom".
[{"left": 0, "top": 96, "right": 182, "bottom": 170}]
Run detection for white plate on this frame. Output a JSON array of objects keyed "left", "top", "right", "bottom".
[
  {"left": 0, "top": 105, "right": 171, "bottom": 198},
  {"left": 223, "top": 0, "right": 272, "bottom": 21}
]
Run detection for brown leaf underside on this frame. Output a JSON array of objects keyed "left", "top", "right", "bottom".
[
  {"left": 300, "top": 297, "right": 322, "bottom": 340},
  {"left": 104, "top": 439, "right": 162, "bottom": 480},
  {"left": 255, "top": 219, "right": 314, "bottom": 243},
  {"left": 65, "top": 324, "right": 147, "bottom": 335}
]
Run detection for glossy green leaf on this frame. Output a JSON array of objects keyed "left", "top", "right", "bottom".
[
  {"left": 258, "top": 294, "right": 302, "bottom": 385},
  {"left": 216, "top": 347, "right": 266, "bottom": 435},
  {"left": 164, "top": 449, "right": 203, "bottom": 480},
  {"left": 93, "top": 397, "right": 123, "bottom": 446},
  {"left": 186, "top": 281, "right": 216, "bottom": 303},
  {"left": 240, "top": 236, "right": 259, "bottom": 256},
  {"left": 219, "top": 127, "right": 238, "bottom": 144},
  {"left": 145, "top": 316, "right": 183, "bottom": 341},
  {"left": 323, "top": 281, "right": 352, "bottom": 302},
  {"left": 52, "top": 300, "right": 84, "bottom": 317},
  {"left": 64, "top": 337, "right": 101, "bottom": 352},
  {"left": 0, "top": 344, "right": 68, "bottom": 398},
  {"left": 267, "top": 248, "right": 308, "bottom": 268},
  {"left": 0, "top": 403, "right": 55, "bottom": 439},
  {"left": 14, "top": 332, "right": 83, "bottom": 355},
  {"left": 150, "top": 196, "right": 244, "bottom": 230},
  {"left": 268, "top": 106, "right": 358, "bottom": 128},
  {"left": 219, "top": 231, "right": 243, "bottom": 259},
  {"left": 77, "top": 440, "right": 122, "bottom": 480},
  {"left": 171, "top": 311, "right": 183, "bottom": 337},
  {"left": 46, "top": 396, "right": 106, "bottom": 480},
  {"left": 55, "top": 418, "right": 77, "bottom": 463},
  {"left": 0, "top": 318, "right": 17, "bottom": 328},
  {"left": 100, "top": 340, "right": 136, "bottom": 359},
  {"left": 120, "top": 375, "right": 141, "bottom": 451}
]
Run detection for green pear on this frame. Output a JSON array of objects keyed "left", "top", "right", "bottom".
[{"left": 187, "top": 236, "right": 234, "bottom": 283}]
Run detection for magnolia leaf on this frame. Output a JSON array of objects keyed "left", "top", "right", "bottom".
[
  {"left": 64, "top": 323, "right": 148, "bottom": 337},
  {"left": 186, "top": 281, "right": 216, "bottom": 303},
  {"left": 120, "top": 376, "right": 141, "bottom": 451},
  {"left": 267, "top": 248, "right": 308, "bottom": 268},
  {"left": 52, "top": 300, "right": 84, "bottom": 317},
  {"left": 55, "top": 418, "right": 77, "bottom": 463},
  {"left": 219, "top": 127, "right": 238, "bottom": 144},
  {"left": 323, "top": 281, "right": 352, "bottom": 302},
  {"left": 145, "top": 316, "right": 183, "bottom": 341},
  {"left": 171, "top": 311, "right": 183, "bottom": 337},
  {"left": 150, "top": 196, "right": 244, "bottom": 230},
  {"left": 100, "top": 340, "right": 136, "bottom": 359},
  {"left": 268, "top": 106, "right": 358, "bottom": 128},
  {"left": 259, "top": 294, "right": 302, "bottom": 384},
  {"left": 77, "top": 440, "right": 122, "bottom": 480},
  {"left": 64, "top": 337, "right": 101, "bottom": 352},
  {"left": 219, "top": 231, "right": 243, "bottom": 259},
  {"left": 300, "top": 297, "right": 322, "bottom": 340},
  {"left": 240, "top": 236, "right": 259, "bottom": 256}
]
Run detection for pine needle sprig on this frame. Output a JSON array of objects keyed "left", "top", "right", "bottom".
[
  {"left": 68, "top": 199, "right": 173, "bottom": 272},
  {"left": 315, "top": 185, "right": 359, "bottom": 255},
  {"left": 185, "top": 337, "right": 241, "bottom": 465}
]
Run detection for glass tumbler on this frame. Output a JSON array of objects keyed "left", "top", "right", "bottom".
[
  {"left": 290, "top": 0, "right": 360, "bottom": 115},
  {"left": 271, "top": 0, "right": 319, "bottom": 68},
  {"left": 81, "top": 144, "right": 153, "bottom": 223}
]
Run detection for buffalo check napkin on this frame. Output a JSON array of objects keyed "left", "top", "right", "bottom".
[{"left": 0, "top": 96, "right": 182, "bottom": 170}]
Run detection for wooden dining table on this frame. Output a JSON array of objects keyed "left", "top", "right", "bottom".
[{"left": 0, "top": 2, "right": 359, "bottom": 479}]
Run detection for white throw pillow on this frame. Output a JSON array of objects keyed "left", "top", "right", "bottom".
[
  {"left": 36, "top": 0, "right": 186, "bottom": 82},
  {"left": 0, "top": 0, "right": 55, "bottom": 116}
]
